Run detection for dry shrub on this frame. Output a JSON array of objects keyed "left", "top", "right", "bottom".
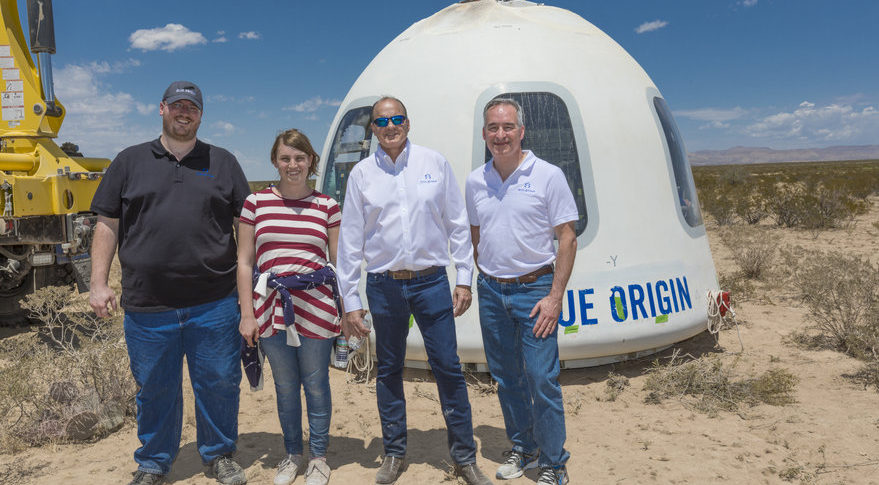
[
  {"left": 735, "top": 244, "right": 775, "bottom": 280},
  {"left": 0, "top": 286, "right": 135, "bottom": 452},
  {"left": 718, "top": 271, "right": 754, "bottom": 301},
  {"left": 845, "top": 362, "right": 879, "bottom": 391},
  {"left": 734, "top": 191, "right": 768, "bottom": 225},
  {"left": 603, "top": 372, "right": 630, "bottom": 402},
  {"left": 789, "top": 251, "right": 879, "bottom": 362},
  {"left": 463, "top": 370, "right": 497, "bottom": 395},
  {"left": 721, "top": 227, "right": 777, "bottom": 281},
  {"left": 642, "top": 351, "right": 798, "bottom": 416},
  {"left": 766, "top": 183, "right": 868, "bottom": 231},
  {"left": 700, "top": 185, "right": 737, "bottom": 226}
]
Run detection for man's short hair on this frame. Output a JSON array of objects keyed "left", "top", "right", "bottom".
[
  {"left": 483, "top": 98, "right": 524, "bottom": 127},
  {"left": 372, "top": 96, "right": 408, "bottom": 118}
]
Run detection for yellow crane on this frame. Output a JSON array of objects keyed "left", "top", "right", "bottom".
[{"left": 0, "top": 0, "right": 110, "bottom": 322}]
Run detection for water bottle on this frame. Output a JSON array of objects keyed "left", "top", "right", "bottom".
[
  {"left": 348, "top": 312, "right": 372, "bottom": 352},
  {"left": 333, "top": 336, "right": 349, "bottom": 369}
]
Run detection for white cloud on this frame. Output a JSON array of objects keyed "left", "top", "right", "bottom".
[
  {"left": 283, "top": 96, "right": 341, "bottom": 113},
  {"left": 675, "top": 107, "right": 747, "bottom": 122},
  {"left": 745, "top": 101, "right": 879, "bottom": 143},
  {"left": 54, "top": 63, "right": 156, "bottom": 156},
  {"left": 212, "top": 30, "right": 228, "bottom": 43},
  {"left": 129, "top": 24, "right": 207, "bottom": 52},
  {"left": 207, "top": 94, "right": 256, "bottom": 104},
  {"left": 635, "top": 20, "right": 669, "bottom": 34},
  {"left": 211, "top": 121, "right": 236, "bottom": 136},
  {"left": 741, "top": 0, "right": 758, "bottom": 6},
  {"left": 238, "top": 31, "right": 261, "bottom": 40},
  {"left": 135, "top": 103, "right": 155, "bottom": 115},
  {"left": 232, "top": 149, "right": 264, "bottom": 172}
]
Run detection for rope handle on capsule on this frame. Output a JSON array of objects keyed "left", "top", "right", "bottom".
[{"left": 707, "top": 290, "right": 743, "bottom": 353}]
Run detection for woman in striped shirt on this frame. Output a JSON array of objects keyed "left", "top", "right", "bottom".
[{"left": 237, "top": 129, "right": 341, "bottom": 485}]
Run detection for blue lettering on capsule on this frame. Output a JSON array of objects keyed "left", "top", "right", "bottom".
[{"left": 558, "top": 275, "right": 693, "bottom": 327}]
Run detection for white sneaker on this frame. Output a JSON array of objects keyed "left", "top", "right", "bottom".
[
  {"left": 274, "top": 454, "right": 304, "bottom": 485},
  {"left": 536, "top": 465, "right": 569, "bottom": 485},
  {"left": 496, "top": 450, "right": 538, "bottom": 479},
  {"left": 305, "top": 458, "right": 331, "bottom": 485}
]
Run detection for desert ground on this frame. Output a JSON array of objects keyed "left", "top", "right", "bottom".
[{"left": 1, "top": 196, "right": 877, "bottom": 485}]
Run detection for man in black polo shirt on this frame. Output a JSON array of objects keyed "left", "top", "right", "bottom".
[{"left": 89, "top": 81, "right": 251, "bottom": 485}]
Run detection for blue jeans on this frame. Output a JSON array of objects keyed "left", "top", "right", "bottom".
[
  {"left": 123, "top": 296, "right": 242, "bottom": 475},
  {"left": 476, "top": 273, "right": 570, "bottom": 468},
  {"left": 366, "top": 268, "right": 477, "bottom": 465},
  {"left": 260, "top": 332, "right": 334, "bottom": 457}
]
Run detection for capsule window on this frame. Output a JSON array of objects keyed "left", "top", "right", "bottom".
[
  {"left": 321, "top": 106, "right": 376, "bottom": 208},
  {"left": 653, "top": 97, "right": 703, "bottom": 227},
  {"left": 484, "top": 92, "right": 588, "bottom": 235}
]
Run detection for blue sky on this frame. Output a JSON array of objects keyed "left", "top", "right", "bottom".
[{"left": 24, "top": 0, "right": 879, "bottom": 180}]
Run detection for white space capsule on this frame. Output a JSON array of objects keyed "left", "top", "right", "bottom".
[{"left": 317, "top": 0, "right": 719, "bottom": 369}]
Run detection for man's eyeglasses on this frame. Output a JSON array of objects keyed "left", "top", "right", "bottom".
[
  {"left": 372, "top": 115, "right": 406, "bottom": 127},
  {"left": 166, "top": 102, "right": 201, "bottom": 114}
]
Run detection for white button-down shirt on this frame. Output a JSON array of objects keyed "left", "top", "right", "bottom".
[{"left": 337, "top": 141, "right": 473, "bottom": 312}]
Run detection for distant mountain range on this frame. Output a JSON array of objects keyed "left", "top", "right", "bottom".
[{"left": 688, "top": 145, "right": 879, "bottom": 165}]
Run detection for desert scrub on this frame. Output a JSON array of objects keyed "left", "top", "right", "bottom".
[
  {"left": 720, "top": 226, "right": 777, "bottom": 280},
  {"left": 734, "top": 242, "right": 775, "bottom": 280},
  {"left": 787, "top": 250, "right": 879, "bottom": 365},
  {"left": 642, "top": 351, "right": 798, "bottom": 416},
  {"left": 603, "top": 371, "right": 630, "bottom": 402},
  {"left": 0, "top": 286, "right": 135, "bottom": 452},
  {"left": 765, "top": 183, "right": 868, "bottom": 231}
]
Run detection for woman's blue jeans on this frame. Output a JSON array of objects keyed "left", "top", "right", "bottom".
[
  {"left": 476, "top": 273, "right": 570, "bottom": 468},
  {"left": 123, "top": 295, "right": 241, "bottom": 475},
  {"left": 260, "top": 331, "right": 334, "bottom": 458},
  {"left": 365, "top": 268, "right": 477, "bottom": 465}
]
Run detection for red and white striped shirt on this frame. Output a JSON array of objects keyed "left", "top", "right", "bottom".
[{"left": 239, "top": 188, "right": 342, "bottom": 340}]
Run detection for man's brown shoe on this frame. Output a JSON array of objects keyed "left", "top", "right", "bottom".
[
  {"left": 375, "top": 456, "right": 405, "bottom": 484},
  {"left": 456, "top": 463, "right": 492, "bottom": 485}
]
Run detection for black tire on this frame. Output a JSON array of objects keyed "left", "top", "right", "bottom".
[
  {"left": 0, "top": 269, "right": 34, "bottom": 325},
  {"left": 0, "top": 265, "right": 77, "bottom": 326}
]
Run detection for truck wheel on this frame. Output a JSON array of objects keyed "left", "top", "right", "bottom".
[
  {"left": 0, "top": 266, "right": 77, "bottom": 325},
  {"left": 34, "top": 264, "right": 77, "bottom": 289},
  {"left": 0, "top": 270, "right": 34, "bottom": 325}
]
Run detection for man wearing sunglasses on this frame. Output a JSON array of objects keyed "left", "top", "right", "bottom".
[
  {"left": 337, "top": 97, "right": 490, "bottom": 485},
  {"left": 89, "top": 81, "right": 250, "bottom": 485}
]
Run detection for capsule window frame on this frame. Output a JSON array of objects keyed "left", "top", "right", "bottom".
[{"left": 473, "top": 84, "right": 598, "bottom": 245}]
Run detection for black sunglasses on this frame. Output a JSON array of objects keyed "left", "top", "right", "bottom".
[{"left": 373, "top": 115, "right": 407, "bottom": 127}]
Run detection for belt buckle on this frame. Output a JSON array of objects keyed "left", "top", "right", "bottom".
[{"left": 391, "top": 270, "right": 412, "bottom": 280}]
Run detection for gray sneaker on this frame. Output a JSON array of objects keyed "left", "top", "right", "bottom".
[
  {"left": 375, "top": 455, "right": 405, "bottom": 484},
  {"left": 536, "top": 465, "right": 569, "bottom": 485},
  {"left": 207, "top": 455, "right": 247, "bottom": 485},
  {"left": 455, "top": 463, "right": 492, "bottom": 485},
  {"left": 496, "top": 450, "right": 538, "bottom": 479},
  {"left": 128, "top": 471, "right": 165, "bottom": 485},
  {"left": 305, "top": 458, "right": 331, "bottom": 485},
  {"left": 274, "top": 454, "right": 304, "bottom": 485}
]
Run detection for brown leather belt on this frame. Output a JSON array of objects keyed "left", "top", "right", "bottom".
[
  {"left": 483, "top": 265, "right": 553, "bottom": 284},
  {"left": 383, "top": 266, "right": 441, "bottom": 280}
]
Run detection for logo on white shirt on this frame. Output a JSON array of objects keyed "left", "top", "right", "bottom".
[
  {"left": 419, "top": 172, "right": 439, "bottom": 184},
  {"left": 517, "top": 182, "right": 536, "bottom": 193}
]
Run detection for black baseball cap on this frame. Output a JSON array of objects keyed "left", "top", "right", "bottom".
[{"left": 162, "top": 81, "right": 203, "bottom": 111}]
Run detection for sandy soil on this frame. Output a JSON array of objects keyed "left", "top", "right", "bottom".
[{"left": 1, "top": 199, "right": 877, "bottom": 485}]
